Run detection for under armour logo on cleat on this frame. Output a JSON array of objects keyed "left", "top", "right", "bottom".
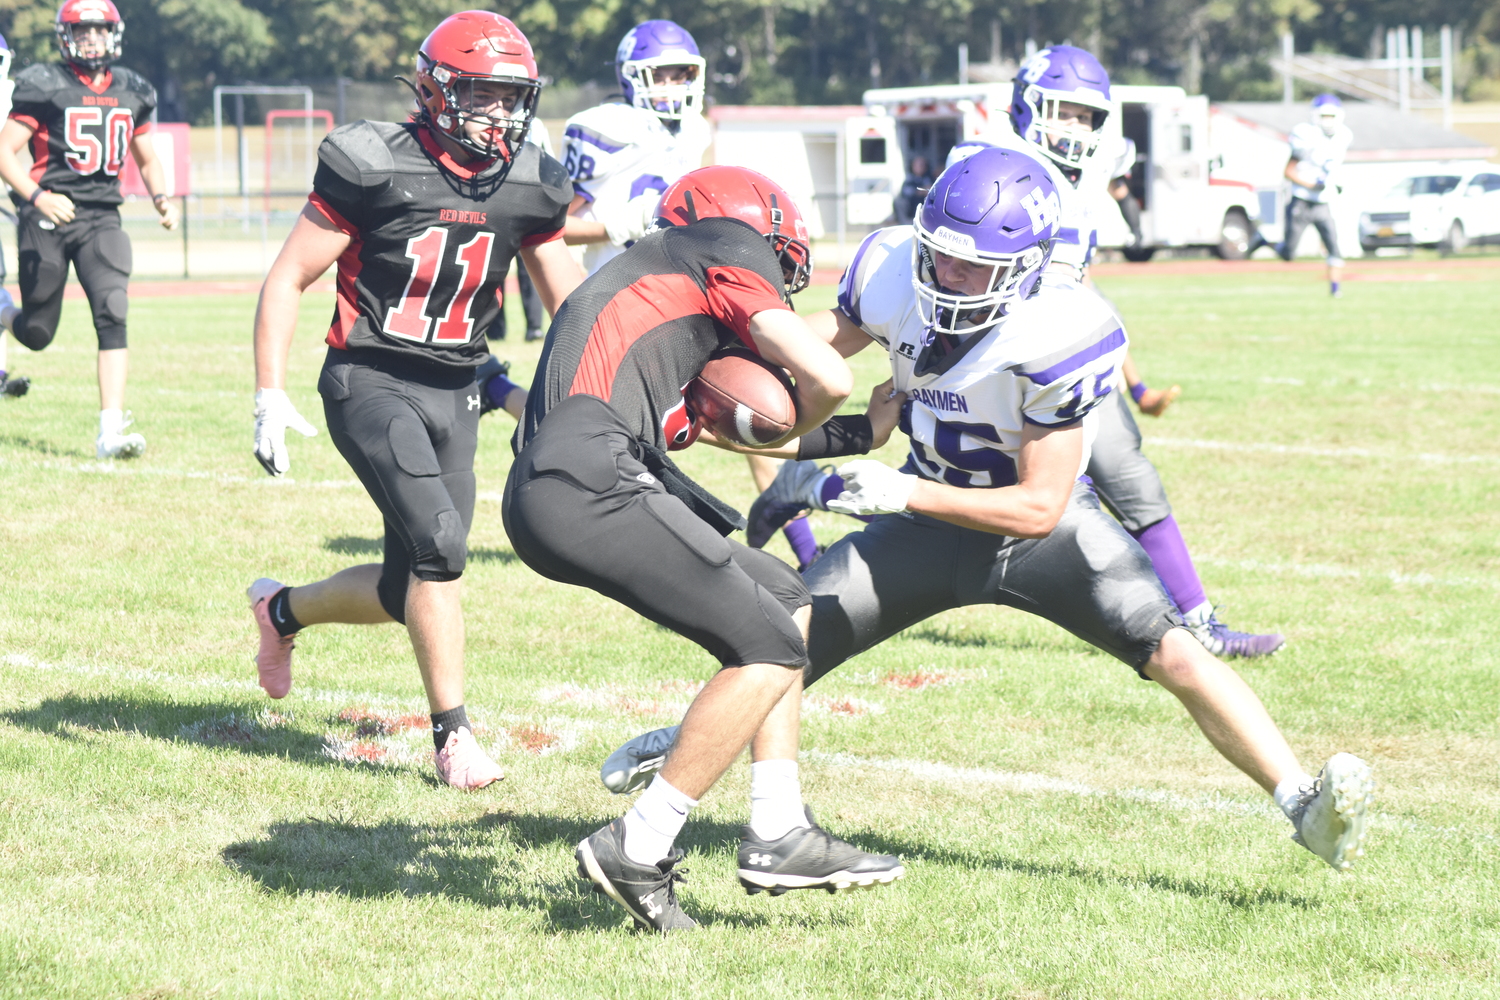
[
  {"left": 748, "top": 853, "right": 772, "bottom": 866},
  {"left": 639, "top": 891, "right": 662, "bottom": 918},
  {"left": 467, "top": 394, "right": 481, "bottom": 411}
]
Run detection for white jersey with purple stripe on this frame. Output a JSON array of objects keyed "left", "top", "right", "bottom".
[
  {"left": 559, "top": 102, "right": 711, "bottom": 274},
  {"left": 839, "top": 227, "right": 1128, "bottom": 486}
]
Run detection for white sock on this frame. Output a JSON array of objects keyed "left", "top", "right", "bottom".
[
  {"left": 749, "top": 759, "right": 811, "bottom": 842},
  {"left": 1181, "top": 601, "right": 1214, "bottom": 628},
  {"left": 1274, "top": 772, "right": 1318, "bottom": 822},
  {"left": 622, "top": 776, "right": 697, "bottom": 866},
  {"left": 0, "top": 305, "right": 15, "bottom": 333},
  {"left": 99, "top": 408, "right": 124, "bottom": 436}
]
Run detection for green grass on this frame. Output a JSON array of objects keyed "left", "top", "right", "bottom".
[{"left": 1, "top": 267, "right": 1497, "bottom": 998}]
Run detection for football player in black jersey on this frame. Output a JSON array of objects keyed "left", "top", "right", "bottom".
[
  {"left": 246, "top": 12, "right": 584, "bottom": 790},
  {"left": 0, "top": 0, "right": 178, "bottom": 457},
  {"left": 505, "top": 167, "right": 902, "bottom": 933}
]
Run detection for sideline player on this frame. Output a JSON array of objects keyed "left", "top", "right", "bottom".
[
  {"left": 0, "top": 31, "right": 28, "bottom": 400},
  {"left": 505, "top": 166, "right": 901, "bottom": 933},
  {"left": 609, "top": 149, "right": 1375, "bottom": 874},
  {"left": 756, "top": 46, "right": 1283, "bottom": 657},
  {"left": 0, "top": 0, "right": 178, "bottom": 456},
  {"left": 246, "top": 12, "right": 582, "bottom": 789},
  {"left": 1250, "top": 94, "right": 1351, "bottom": 297}
]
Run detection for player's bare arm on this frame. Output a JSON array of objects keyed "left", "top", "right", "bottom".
[
  {"left": 745, "top": 308, "right": 852, "bottom": 442},
  {"left": 563, "top": 194, "right": 608, "bottom": 245},
  {"left": 701, "top": 377, "right": 905, "bottom": 459},
  {"left": 252, "top": 205, "right": 350, "bottom": 391},
  {"left": 127, "top": 132, "right": 179, "bottom": 230},
  {"left": 0, "top": 119, "right": 75, "bottom": 225},
  {"left": 905, "top": 421, "right": 1080, "bottom": 538},
  {"left": 518, "top": 237, "right": 585, "bottom": 313}
]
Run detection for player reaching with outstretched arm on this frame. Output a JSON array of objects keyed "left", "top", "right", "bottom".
[
  {"left": 0, "top": 0, "right": 178, "bottom": 457},
  {"left": 504, "top": 166, "right": 902, "bottom": 933},
  {"left": 245, "top": 12, "right": 583, "bottom": 790},
  {"left": 608, "top": 148, "right": 1374, "bottom": 875},
  {"left": 754, "top": 45, "right": 1284, "bottom": 657}
]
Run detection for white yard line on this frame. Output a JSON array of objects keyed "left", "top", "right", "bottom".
[
  {"left": 1193, "top": 554, "right": 1499, "bottom": 591},
  {"left": 1143, "top": 436, "right": 1500, "bottom": 467}
]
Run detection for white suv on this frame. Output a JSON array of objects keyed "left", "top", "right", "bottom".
[{"left": 1359, "top": 167, "right": 1500, "bottom": 254}]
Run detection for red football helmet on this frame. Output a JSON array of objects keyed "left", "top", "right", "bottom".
[
  {"left": 55, "top": 0, "right": 123, "bottom": 70},
  {"left": 657, "top": 166, "right": 814, "bottom": 294},
  {"left": 413, "top": 12, "right": 540, "bottom": 160}
]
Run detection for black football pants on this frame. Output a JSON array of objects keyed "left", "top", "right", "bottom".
[
  {"left": 319, "top": 349, "right": 482, "bottom": 624},
  {"left": 13, "top": 203, "right": 132, "bottom": 352}
]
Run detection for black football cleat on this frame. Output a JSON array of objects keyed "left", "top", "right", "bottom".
[
  {"left": 576, "top": 819, "right": 697, "bottom": 934},
  {"left": 0, "top": 373, "right": 29, "bottom": 398},
  {"left": 738, "top": 807, "right": 904, "bottom": 895}
]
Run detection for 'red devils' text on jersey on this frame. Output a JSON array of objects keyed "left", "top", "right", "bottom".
[
  {"left": 516, "top": 215, "right": 792, "bottom": 454},
  {"left": 309, "top": 119, "right": 571, "bottom": 371},
  {"left": 7, "top": 62, "right": 157, "bottom": 206}
]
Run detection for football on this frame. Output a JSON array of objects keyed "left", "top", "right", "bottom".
[{"left": 688, "top": 349, "right": 798, "bottom": 447}]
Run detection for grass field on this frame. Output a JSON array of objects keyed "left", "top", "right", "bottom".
[{"left": 1, "top": 263, "right": 1497, "bottom": 999}]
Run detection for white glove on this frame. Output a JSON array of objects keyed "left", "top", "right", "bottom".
[
  {"left": 253, "top": 387, "right": 318, "bottom": 477},
  {"left": 825, "top": 460, "right": 919, "bottom": 516},
  {"left": 600, "top": 190, "right": 662, "bottom": 247}
]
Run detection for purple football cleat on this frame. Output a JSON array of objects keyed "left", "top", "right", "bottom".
[{"left": 1187, "top": 610, "right": 1286, "bottom": 659}]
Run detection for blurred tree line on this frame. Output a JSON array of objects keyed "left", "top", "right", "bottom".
[{"left": 0, "top": 0, "right": 1498, "bottom": 121}]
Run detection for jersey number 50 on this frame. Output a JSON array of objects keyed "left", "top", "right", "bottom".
[
  {"left": 383, "top": 227, "right": 495, "bottom": 345},
  {"left": 64, "top": 107, "right": 133, "bottom": 177}
]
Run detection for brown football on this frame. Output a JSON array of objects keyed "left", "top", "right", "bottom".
[{"left": 688, "top": 349, "right": 798, "bottom": 447}]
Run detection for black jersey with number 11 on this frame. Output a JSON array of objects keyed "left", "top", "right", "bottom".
[{"left": 309, "top": 119, "right": 572, "bottom": 372}]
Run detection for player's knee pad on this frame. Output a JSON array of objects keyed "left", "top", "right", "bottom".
[
  {"left": 11, "top": 315, "right": 58, "bottom": 351},
  {"left": 410, "top": 507, "right": 468, "bottom": 581}
]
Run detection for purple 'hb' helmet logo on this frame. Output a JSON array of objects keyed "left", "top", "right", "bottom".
[
  {"left": 912, "top": 146, "right": 1062, "bottom": 335},
  {"left": 1009, "top": 45, "right": 1112, "bottom": 169},
  {"left": 616, "top": 19, "right": 706, "bottom": 120}
]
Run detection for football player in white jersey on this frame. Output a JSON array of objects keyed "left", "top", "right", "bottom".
[
  {"left": 604, "top": 147, "right": 1375, "bottom": 873},
  {"left": 1249, "top": 94, "right": 1352, "bottom": 297},
  {"left": 767, "top": 46, "right": 1284, "bottom": 658},
  {"left": 559, "top": 19, "right": 711, "bottom": 276}
]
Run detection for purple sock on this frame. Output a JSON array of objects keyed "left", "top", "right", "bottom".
[
  {"left": 818, "top": 473, "right": 875, "bottom": 523},
  {"left": 1129, "top": 515, "right": 1207, "bottom": 614},
  {"left": 782, "top": 518, "right": 819, "bottom": 569},
  {"left": 819, "top": 474, "right": 845, "bottom": 507},
  {"left": 485, "top": 373, "right": 522, "bottom": 409}
]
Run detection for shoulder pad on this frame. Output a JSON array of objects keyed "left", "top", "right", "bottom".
[
  {"left": 320, "top": 120, "right": 395, "bottom": 189},
  {"left": 565, "top": 103, "right": 657, "bottom": 145},
  {"left": 534, "top": 148, "right": 571, "bottom": 193},
  {"left": 112, "top": 67, "right": 154, "bottom": 94}
]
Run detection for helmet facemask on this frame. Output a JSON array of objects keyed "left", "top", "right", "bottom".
[
  {"left": 912, "top": 221, "right": 1051, "bottom": 336},
  {"left": 416, "top": 54, "right": 539, "bottom": 161},
  {"left": 1019, "top": 88, "right": 1109, "bottom": 168},
  {"left": 767, "top": 194, "right": 812, "bottom": 296},
  {"left": 57, "top": 18, "right": 122, "bottom": 70},
  {"left": 620, "top": 56, "right": 706, "bottom": 119}
]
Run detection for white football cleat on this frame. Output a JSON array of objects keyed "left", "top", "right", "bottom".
[
  {"left": 601, "top": 724, "right": 678, "bottom": 794},
  {"left": 1290, "top": 753, "right": 1374, "bottom": 871},
  {"left": 97, "top": 410, "right": 146, "bottom": 460}
]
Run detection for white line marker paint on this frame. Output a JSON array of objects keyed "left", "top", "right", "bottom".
[
  {"left": 1144, "top": 436, "right": 1500, "bottom": 467},
  {"left": 1194, "top": 554, "right": 1499, "bottom": 591}
]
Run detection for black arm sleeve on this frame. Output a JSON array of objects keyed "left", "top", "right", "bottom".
[{"left": 795, "top": 414, "right": 874, "bottom": 460}]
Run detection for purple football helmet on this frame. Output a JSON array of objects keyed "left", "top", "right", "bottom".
[
  {"left": 617, "top": 20, "right": 706, "bottom": 119},
  {"left": 912, "top": 146, "right": 1061, "bottom": 335},
  {"left": 1009, "top": 45, "right": 1112, "bottom": 169},
  {"left": 944, "top": 138, "right": 996, "bottom": 171},
  {"left": 1311, "top": 93, "right": 1344, "bottom": 135}
]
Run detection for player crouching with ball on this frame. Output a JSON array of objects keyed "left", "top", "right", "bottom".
[
  {"left": 504, "top": 166, "right": 904, "bottom": 933},
  {"left": 245, "top": 12, "right": 583, "bottom": 790},
  {"left": 606, "top": 147, "right": 1375, "bottom": 877}
]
